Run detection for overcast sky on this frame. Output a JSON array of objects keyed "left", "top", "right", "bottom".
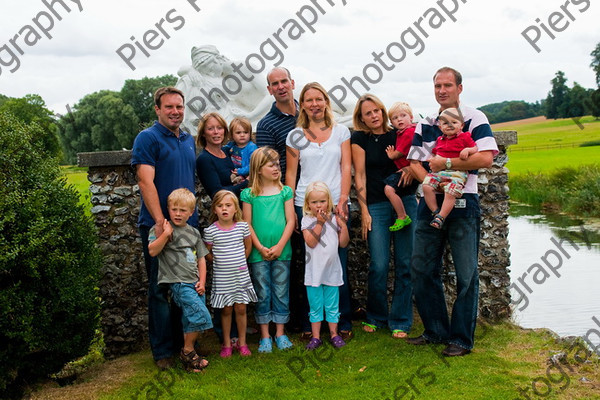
[{"left": 0, "top": 0, "right": 597, "bottom": 119}]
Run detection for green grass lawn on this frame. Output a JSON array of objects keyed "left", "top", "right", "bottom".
[{"left": 31, "top": 321, "right": 600, "bottom": 400}]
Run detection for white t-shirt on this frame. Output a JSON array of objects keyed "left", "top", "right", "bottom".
[
  {"left": 286, "top": 124, "right": 351, "bottom": 207},
  {"left": 301, "top": 214, "right": 343, "bottom": 287}
]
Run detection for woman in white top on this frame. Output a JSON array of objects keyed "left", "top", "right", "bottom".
[{"left": 285, "top": 82, "right": 353, "bottom": 340}]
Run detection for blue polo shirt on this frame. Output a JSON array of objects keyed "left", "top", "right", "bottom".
[{"left": 131, "top": 121, "right": 198, "bottom": 228}]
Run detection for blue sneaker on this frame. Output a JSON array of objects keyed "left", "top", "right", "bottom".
[
  {"left": 275, "top": 334, "right": 293, "bottom": 350},
  {"left": 258, "top": 337, "right": 272, "bottom": 353}
]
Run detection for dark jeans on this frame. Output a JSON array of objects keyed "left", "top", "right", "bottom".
[
  {"left": 140, "top": 225, "right": 183, "bottom": 361},
  {"left": 365, "top": 196, "right": 416, "bottom": 332},
  {"left": 411, "top": 193, "right": 481, "bottom": 350}
]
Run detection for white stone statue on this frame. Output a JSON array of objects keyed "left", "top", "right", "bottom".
[
  {"left": 176, "top": 45, "right": 353, "bottom": 134},
  {"left": 176, "top": 45, "right": 272, "bottom": 135}
]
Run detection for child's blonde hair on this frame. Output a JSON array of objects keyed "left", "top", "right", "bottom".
[
  {"left": 303, "top": 181, "right": 334, "bottom": 217},
  {"left": 388, "top": 102, "right": 413, "bottom": 121},
  {"left": 167, "top": 188, "right": 196, "bottom": 211},
  {"left": 248, "top": 147, "right": 282, "bottom": 196},
  {"left": 209, "top": 190, "right": 242, "bottom": 223},
  {"left": 229, "top": 117, "right": 255, "bottom": 142}
]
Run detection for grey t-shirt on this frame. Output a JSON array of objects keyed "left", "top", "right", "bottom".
[{"left": 149, "top": 222, "right": 209, "bottom": 284}]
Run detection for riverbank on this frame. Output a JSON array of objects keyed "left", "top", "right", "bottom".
[
  {"left": 509, "top": 164, "right": 600, "bottom": 218},
  {"left": 27, "top": 321, "right": 600, "bottom": 399}
]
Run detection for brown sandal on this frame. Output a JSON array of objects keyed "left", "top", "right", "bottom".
[{"left": 180, "top": 349, "right": 208, "bottom": 372}]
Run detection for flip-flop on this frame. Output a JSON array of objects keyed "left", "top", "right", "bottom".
[
  {"left": 362, "top": 322, "right": 377, "bottom": 333},
  {"left": 392, "top": 329, "right": 408, "bottom": 339}
]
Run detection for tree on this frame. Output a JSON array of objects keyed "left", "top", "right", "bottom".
[
  {"left": 120, "top": 74, "right": 177, "bottom": 126},
  {"left": 591, "top": 42, "right": 600, "bottom": 87},
  {"left": 0, "top": 112, "right": 101, "bottom": 398},
  {"left": 565, "top": 82, "right": 589, "bottom": 117},
  {"left": 57, "top": 90, "right": 140, "bottom": 163},
  {"left": 545, "top": 71, "right": 570, "bottom": 119},
  {"left": 0, "top": 94, "right": 61, "bottom": 159}
]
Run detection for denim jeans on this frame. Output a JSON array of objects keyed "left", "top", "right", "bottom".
[
  {"left": 292, "top": 205, "right": 353, "bottom": 332},
  {"left": 170, "top": 283, "right": 213, "bottom": 333},
  {"left": 411, "top": 194, "right": 480, "bottom": 350},
  {"left": 140, "top": 226, "right": 183, "bottom": 361},
  {"left": 250, "top": 260, "right": 291, "bottom": 324},
  {"left": 366, "top": 196, "right": 416, "bottom": 332}
]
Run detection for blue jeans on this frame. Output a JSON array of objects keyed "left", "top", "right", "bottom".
[
  {"left": 251, "top": 260, "right": 291, "bottom": 324},
  {"left": 366, "top": 196, "right": 416, "bottom": 332},
  {"left": 293, "top": 206, "right": 353, "bottom": 332},
  {"left": 170, "top": 283, "right": 213, "bottom": 333},
  {"left": 140, "top": 226, "right": 182, "bottom": 361},
  {"left": 411, "top": 194, "right": 480, "bottom": 350}
]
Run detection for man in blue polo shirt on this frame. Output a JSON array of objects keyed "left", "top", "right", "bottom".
[
  {"left": 407, "top": 67, "right": 498, "bottom": 357},
  {"left": 131, "top": 86, "right": 197, "bottom": 369}
]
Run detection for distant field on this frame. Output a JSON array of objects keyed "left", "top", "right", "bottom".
[
  {"left": 61, "top": 166, "right": 91, "bottom": 215},
  {"left": 492, "top": 115, "right": 600, "bottom": 175}
]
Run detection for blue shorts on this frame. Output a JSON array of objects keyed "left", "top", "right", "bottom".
[
  {"left": 384, "top": 172, "right": 419, "bottom": 197},
  {"left": 170, "top": 283, "right": 213, "bottom": 333}
]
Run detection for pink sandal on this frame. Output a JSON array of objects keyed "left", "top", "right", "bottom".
[
  {"left": 220, "top": 346, "right": 233, "bottom": 358},
  {"left": 238, "top": 344, "right": 252, "bottom": 356}
]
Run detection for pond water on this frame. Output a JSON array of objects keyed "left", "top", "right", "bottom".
[{"left": 508, "top": 203, "right": 600, "bottom": 338}]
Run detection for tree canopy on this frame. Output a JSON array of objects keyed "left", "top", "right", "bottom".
[
  {"left": 57, "top": 74, "right": 177, "bottom": 163},
  {"left": 0, "top": 94, "right": 61, "bottom": 159}
]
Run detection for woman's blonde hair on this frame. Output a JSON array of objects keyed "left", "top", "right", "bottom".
[
  {"left": 303, "top": 181, "right": 334, "bottom": 217},
  {"left": 352, "top": 93, "right": 391, "bottom": 133},
  {"left": 209, "top": 190, "right": 242, "bottom": 223},
  {"left": 297, "top": 82, "right": 334, "bottom": 129},
  {"left": 196, "top": 112, "right": 229, "bottom": 149},
  {"left": 248, "top": 147, "right": 282, "bottom": 196}
]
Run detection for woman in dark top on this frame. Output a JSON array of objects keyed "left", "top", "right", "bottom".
[
  {"left": 196, "top": 112, "right": 248, "bottom": 198},
  {"left": 351, "top": 94, "right": 416, "bottom": 338}
]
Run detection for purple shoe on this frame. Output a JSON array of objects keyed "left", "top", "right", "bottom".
[
  {"left": 330, "top": 335, "right": 346, "bottom": 348},
  {"left": 305, "top": 337, "right": 322, "bottom": 350}
]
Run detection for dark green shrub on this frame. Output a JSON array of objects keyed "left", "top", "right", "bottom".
[
  {"left": 579, "top": 140, "right": 600, "bottom": 147},
  {"left": 0, "top": 112, "right": 101, "bottom": 398}
]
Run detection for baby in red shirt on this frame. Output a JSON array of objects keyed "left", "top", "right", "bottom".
[
  {"left": 384, "top": 102, "right": 419, "bottom": 232},
  {"left": 422, "top": 107, "right": 478, "bottom": 229}
]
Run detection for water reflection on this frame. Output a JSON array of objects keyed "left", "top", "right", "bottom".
[{"left": 508, "top": 203, "right": 600, "bottom": 338}]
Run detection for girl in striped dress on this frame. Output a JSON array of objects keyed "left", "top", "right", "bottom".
[{"left": 204, "top": 190, "right": 257, "bottom": 358}]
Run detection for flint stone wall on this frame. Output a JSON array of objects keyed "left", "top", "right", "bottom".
[{"left": 78, "top": 130, "right": 517, "bottom": 358}]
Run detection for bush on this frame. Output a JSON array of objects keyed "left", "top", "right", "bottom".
[{"left": 0, "top": 112, "right": 101, "bottom": 398}]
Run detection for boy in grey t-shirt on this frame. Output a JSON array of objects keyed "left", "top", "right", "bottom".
[{"left": 149, "top": 188, "right": 212, "bottom": 372}]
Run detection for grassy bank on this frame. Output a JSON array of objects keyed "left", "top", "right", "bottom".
[
  {"left": 509, "top": 164, "right": 600, "bottom": 218},
  {"left": 493, "top": 116, "right": 600, "bottom": 217},
  {"left": 28, "top": 321, "right": 600, "bottom": 400}
]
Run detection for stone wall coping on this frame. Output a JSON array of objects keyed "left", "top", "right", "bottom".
[
  {"left": 78, "top": 150, "right": 132, "bottom": 168},
  {"left": 78, "top": 131, "right": 517, "bottom": 168}
]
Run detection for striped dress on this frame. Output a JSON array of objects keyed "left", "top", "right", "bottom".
[{"left": 204, "top": 221, "right": 257, "bottom": 308}]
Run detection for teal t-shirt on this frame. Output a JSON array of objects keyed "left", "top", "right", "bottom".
[{"left": 241, "top": 185, "right": 293, "bottom": 263}]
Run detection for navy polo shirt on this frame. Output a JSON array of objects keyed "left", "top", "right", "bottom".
[{"left": 131, "top": 121, "right": 198, "bottom": 228}]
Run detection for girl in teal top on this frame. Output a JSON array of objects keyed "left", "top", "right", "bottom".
[{"left": 241, "top": 147, "right": 295, "bottom": 353}]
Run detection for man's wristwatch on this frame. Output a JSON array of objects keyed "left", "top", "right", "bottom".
[{"left": 445, "top": 158, "right": 452, "bottom": 169}]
